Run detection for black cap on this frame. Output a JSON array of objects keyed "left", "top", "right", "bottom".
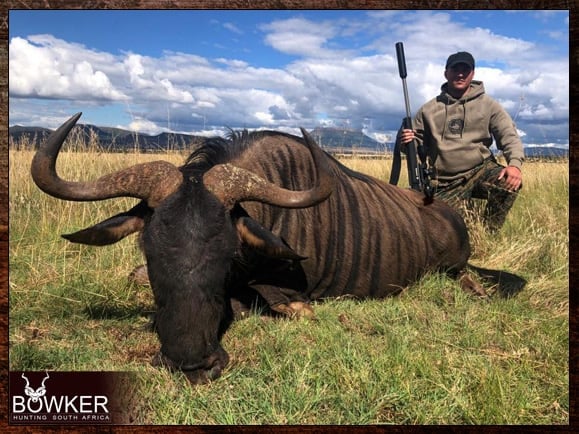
[{"left": 445, "top": 52, "right": 475, "bottom": 70}]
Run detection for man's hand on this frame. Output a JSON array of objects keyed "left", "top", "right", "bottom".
[
  {"left": 498, "top": 166, "right": 522, "bottom": 191},
  {"left": 398, "top": 128, "right": 415, "bottom": 146}
]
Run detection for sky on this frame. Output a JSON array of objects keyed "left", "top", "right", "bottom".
[{"left": 8, "top": 10, "right": 569, "bottom": 147}]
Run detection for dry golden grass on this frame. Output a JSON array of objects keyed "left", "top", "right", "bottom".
[{"left": 8, "top": 144, "right": 569, "bottom": 424}]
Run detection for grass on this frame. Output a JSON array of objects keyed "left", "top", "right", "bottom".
[{"left": 8, "top": 140, "right": 569, "bottom": 425}]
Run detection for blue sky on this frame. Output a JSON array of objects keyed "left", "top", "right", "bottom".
[{"left": 9, "top": 10, "right": 569, "bottom": 146}]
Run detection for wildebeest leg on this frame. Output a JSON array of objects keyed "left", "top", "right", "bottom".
[
  {"left": 128, "top": 264, "right": 150, "bottom": 286},
  {"left": 251, "top": 284, "right": 315, "bottom": 319},
  {"left": 456, "top": 270, "right": 488, "bottom": 298},
  {"left": 272, "top": 301, "right": 316, "bottom": 319},
  {"left": 228, "top": 286, "right": 270, "bottom": 319}
]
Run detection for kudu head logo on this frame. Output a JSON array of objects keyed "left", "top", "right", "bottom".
[{"left": 21, "top": 372, "right": 49, "bottom": 402}]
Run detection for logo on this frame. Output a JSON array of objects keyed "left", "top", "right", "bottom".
[
  {"left": 22, "top": 372, "right": 50, "bottom": 403},
  {"left": 447, "top": 118, "right": 464, "bottom": 135},
  {"left": 9, "top": 371, "right": 134, "bottom": 425}
]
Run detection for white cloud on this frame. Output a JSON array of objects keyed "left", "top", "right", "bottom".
[
  {"left": 260, "top": 17, "right": 348, "bottom": 59},
  {"left": 126, "top": 118, "right": 164, "bottom": 135},
  {"left": 254, "top": 111, "right": 274, "bottom": 124},
  {"left": 159, "top": 78, "right": 194, "bottom": 103},
  {"left": 124, "top": 54, "right": 149, "bottom": 88},
  {"left": 223, "top": 22, "right": 243, "bottom": 35},
  {"left": 9, "top": 35, "right": 126, "bottom": 101},
  {"left": 8, "top": 11, "right": 569, "bottom": 146},
  {"left": 215, "top": 58, "right": 249, "bottom": 68}
]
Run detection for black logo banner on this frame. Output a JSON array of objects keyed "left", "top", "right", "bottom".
[{"left": 9, "top": 371, "right": 138, "bottom": 425}]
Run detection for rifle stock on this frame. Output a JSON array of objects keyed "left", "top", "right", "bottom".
[{"left": 402, "top": 116, "right": 424, "bottom": 192}]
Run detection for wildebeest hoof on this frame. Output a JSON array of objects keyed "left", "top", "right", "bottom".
[
  {"left": 128, "top": 264, "right": 150, "bottom": 286},
  {"left": 458, "top": 272, "right": 488, "bottom": 298},
  {"left": 271, "top": 301, "right": 316, "bottom": 319},
  {"left": 230, "top": 297, "right": 252, "bottom": 320}
]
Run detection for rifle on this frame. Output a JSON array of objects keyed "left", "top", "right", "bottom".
[{"left": 389, "top": 42, "right": 434, "bottom": 200}]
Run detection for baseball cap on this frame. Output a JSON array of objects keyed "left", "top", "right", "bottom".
[{"left": 445, "top": 52, "right": 475, "bottom": 70}]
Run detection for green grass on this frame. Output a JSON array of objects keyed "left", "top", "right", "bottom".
[{"left": 8, "top": 148, "right": 568, "bottom": 425}]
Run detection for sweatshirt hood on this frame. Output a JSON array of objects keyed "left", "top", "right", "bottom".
[{"left": 440, "top": 80, "right": 485, "bottom": 104}]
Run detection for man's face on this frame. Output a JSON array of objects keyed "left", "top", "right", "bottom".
[{"left": 444, "top": 63, "right": 474, "bottom": 94}]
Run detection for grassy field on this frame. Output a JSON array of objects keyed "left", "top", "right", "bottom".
[{"left": 8, "top": 141, "right": 568, "bottom": 425}]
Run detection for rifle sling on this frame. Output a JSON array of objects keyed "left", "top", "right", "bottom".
[{"left": 389, "top": 139, "right": 402, "bottom": 185}]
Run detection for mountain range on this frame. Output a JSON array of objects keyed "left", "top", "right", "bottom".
[{"left": 9, "top": 123, "right": 569, "bottom": 159}]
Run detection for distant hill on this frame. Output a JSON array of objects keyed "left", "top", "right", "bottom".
[
  {"left": 9, "top": 125, "right": 52, "bottom": 146},
  {"left": 9, "top": 123, "right": 568, "bottom": 159},
  {"left": 9, "top": 123, "right": 205, "bottom": 152},
  {"left": 524, "top": 146, "right": 569, "bottom": 159},
  {"left": 9, "top": 123, "right": 394, "bottom": 154},
  {"left": 309, "top": 127, "right": 394, "bottom": 152}
]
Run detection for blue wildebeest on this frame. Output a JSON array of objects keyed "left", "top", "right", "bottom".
[{"left": 31, "top": 113, "right": 523, "bottom": 384}]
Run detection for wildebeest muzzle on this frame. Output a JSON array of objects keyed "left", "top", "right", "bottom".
[{"left": 152, "top": 348, "right": 230, "bottom": 385}]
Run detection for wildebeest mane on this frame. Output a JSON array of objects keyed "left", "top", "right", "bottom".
[
  {"left": 182, "top": 129, "right": 376, "bottom": 187},
  {"left": 183, "top": 129, "right": 301, "bottom": 176}
]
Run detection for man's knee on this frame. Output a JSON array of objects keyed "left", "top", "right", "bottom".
[{"left": 483, "top": 188, "right": 519, "bottom": 232}]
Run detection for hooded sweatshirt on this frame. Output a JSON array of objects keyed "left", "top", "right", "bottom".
[{"left": 413, "top": 80, "right": 524, "bottom": 182}]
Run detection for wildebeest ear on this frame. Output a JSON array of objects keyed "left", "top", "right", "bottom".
[
  {"left": 235, "top": 216, "right": 306, "bottom": 261},
  {"left": 62, "top": 202, "right": 149, "bottom": 246}
]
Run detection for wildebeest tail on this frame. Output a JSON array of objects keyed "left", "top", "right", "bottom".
[{"left": 467, "top": 264, "right": 527, "bottom": 298}]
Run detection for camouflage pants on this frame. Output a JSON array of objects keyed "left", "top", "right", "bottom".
[{"left": 433, "top": 158, "right": 519, "bottom": 233}]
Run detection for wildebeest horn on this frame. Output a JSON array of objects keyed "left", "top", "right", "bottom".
[
  {"left": 203, "top": 128, "right": 334, "bottom": 208},
  {"left": 31, "top": 113, "right": 183, "bottom": 207}
]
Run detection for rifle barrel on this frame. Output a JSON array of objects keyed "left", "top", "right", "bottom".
[
  {"left": 395, "top": 42, "right": 407, "bottom": 78},
  {"left": 396, "top": 42, "right": 413, "bottom": 121}
]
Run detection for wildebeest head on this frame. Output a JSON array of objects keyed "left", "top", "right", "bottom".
[{"left": 31, "top": 113, "right": 334, "bottom": 384}]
